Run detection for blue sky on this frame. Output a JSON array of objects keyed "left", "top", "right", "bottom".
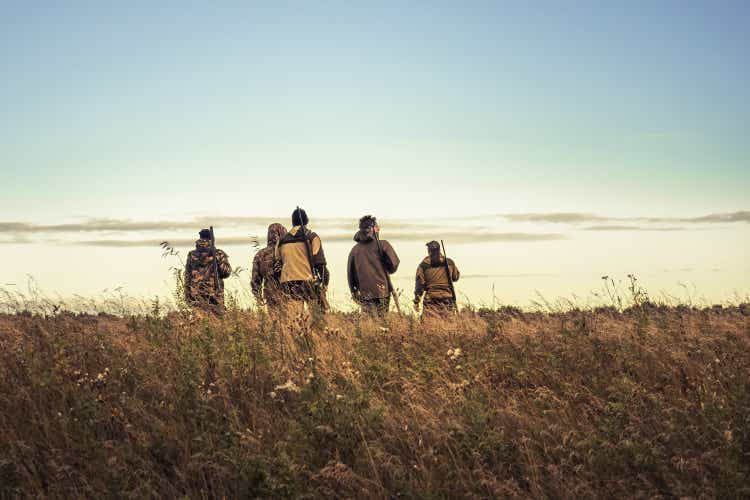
[
  {"left": 2, "top": 1, "right": 749, "bottom": 218},
  {"left": 1, "top": 2, "right": 748, "bottom": 304}
]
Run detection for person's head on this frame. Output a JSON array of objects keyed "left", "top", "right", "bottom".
[
  {"left": 267, "top": 223, "right": 287, "bottom": 246},
  {"left": 359, "top": 215, "right": 378, "bottom": 237},
  {"left": 292, "top": 208, "right": 309, "bottom": 227},
  {"left": 199, "top": 228, "right": 211, "bottom": 240},
  {"left": 426, "top": 240, "right": 440, "bottom": 257}
]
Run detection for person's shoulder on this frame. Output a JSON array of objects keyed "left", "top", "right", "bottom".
[
  {"left": 418, "top": 257, "right": 430, "bottom": 268},
  {"left": 447, "top": 258, "right": 456, "bottom": 265},
  {"left": 254, "top": 247, "right": 270, "bottom": 259}
]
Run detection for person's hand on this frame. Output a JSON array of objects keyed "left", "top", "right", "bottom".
[{"left": 413, "top": 301, "right": 420, "bottom": 312}]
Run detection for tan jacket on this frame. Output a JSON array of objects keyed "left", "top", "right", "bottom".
[
  {"left": 415, "top": 255, "right": 460, "bottom": 301},
  {"left": 274, "top": 226, "right": 327, "bottom": 284}
]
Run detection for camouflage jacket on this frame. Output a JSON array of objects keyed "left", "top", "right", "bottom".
[
  {"left": 251, "top": 223, "right": 286, "bottom": 306},
  {"left": 251, "top": 246, "right": 284, "bottom": 304},
  {"left": 184, "top": 239, "right": 232, "bottom": 304}
]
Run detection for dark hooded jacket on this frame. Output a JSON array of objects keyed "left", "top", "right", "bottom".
[
  {"left": 251, "top": 223, "right": 287, "bottom": 306},
  {"left": 347, "top": 231, "right": 400, "bottom": 300}
]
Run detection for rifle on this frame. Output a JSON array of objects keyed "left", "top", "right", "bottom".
[
  {"left": 296, "top": 207, "right": 329, "bottom": 311},
  {"left": 209, "top": 226, "right": 221, "bottom": 297},
  {"left": 374, "top": 232, "right": 401, "bottom": 313},
  {"left": 440, "top": 239, "right": 457, "bottom": 311}
]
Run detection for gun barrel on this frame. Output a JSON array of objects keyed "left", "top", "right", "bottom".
[
  {"left": 375, "top": 232, "right": 401, "bottom": 313},
  {"left": 440, "top": 239, "right": 457, "bottom": 305},
  {"left": 209, "top": 226, "right": 221, "bottom": 293}
]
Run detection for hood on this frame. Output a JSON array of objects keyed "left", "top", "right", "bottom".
[
  {"left": 267, "top": 223, "right": 287, "bottom": 247},
  {"left": 353, "top": 230, "right": 374, "bottom": 243},
  {"left": 280, "top": 225, "right": 312, "bottom": 243},
  {"left": 424, "top": 254, "right": 445, "bottom": 267}
]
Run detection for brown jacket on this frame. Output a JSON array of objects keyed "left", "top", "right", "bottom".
[
  {"left": 415, "top": 255, "right": 460, "bottom": 302},
  {"left": 274, "top": 226, "right": 329, "bottom": 285},
  {"left": 347, "top": 231, "right": 400, "bottom": 300}
]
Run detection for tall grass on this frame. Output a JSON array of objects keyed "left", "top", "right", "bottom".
[{"left": 0, "top": 291, "right": 749, "bottom": 498}]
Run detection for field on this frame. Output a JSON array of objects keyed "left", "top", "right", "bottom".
[{"left": 1, "top": 299, "right": 749, "bottom": 499}]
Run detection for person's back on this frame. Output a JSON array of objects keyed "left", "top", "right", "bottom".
[
  {"left": 251, "top": 223, "right": 287, "bottom": 310},
  {"left": 414, "top": 240, "right": 459, "bottom": 316},
  {"left": 348, "top": 215, "right": 399, "bottom": 315},
  {"left": 274, "top": 208, "right": 329, "bottom": 309},
  {"left": 185, "top": 228, "right": 232, "bottom": 312}
]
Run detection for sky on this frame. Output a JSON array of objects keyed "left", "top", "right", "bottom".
[{"left": 1, "top": 2, "right": 748, "bottom": 309}]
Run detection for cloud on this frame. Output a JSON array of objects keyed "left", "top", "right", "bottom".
[
  {"left": 75, "top": 231, "right": 565, "bottom": 247},
  {"left": 458, "top": 273, "right": 557, "bottom": 279},
  {"left": 0, "top": 219, "right": 197, "bottom": 233},
  {"left": 0, "top": 216, "right": 412, "bottom": 235},
  {"left": 77, "top": 237, "right": 260, "bottom": 248},
  {"left": 583, "top": 225, "right": 685, "bottom": 232},
  {"left": 0, "top": 237, "right": 33, "bottom": 245},
  {"left": 500, "top": 210, "right": 750, "bottom": 225},
  {"left": 502, "top": 213, "right": 608, "bottom": 224},
  {"left": 1, "top": 210, "right": 745, "bottom": 246},
  {"left": 676, "top": 211, "right": 750, "bottom": 224}
]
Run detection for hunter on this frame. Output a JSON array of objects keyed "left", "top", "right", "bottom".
[
  {"left": 251, "top": 223, "right": 287, "bottom": 313},
  {"left": 184, "top": 228, "right": 232, "bottom": 313},
  {"left": 414, "top": 240, "right": 460, "bottom": 316},
  {"left": 347, "top": 215, "right": 400, "bottom": 316},
  {"left": 274, "top": 208, "right": 329, "bottom": 311}
]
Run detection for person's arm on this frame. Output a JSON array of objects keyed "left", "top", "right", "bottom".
[
  {"left": 216, "top": 250, "right": 232, "bottom": 279},
  {"left": 184, "top": 253, "right": 193, "bottom": 301},
  {"left": 347, "top": 250, "right": 359, "bottom": 300},
  {"left": 414, "top": 263, "right": 426, "bottom": 307},
  {"left": 310, "top": 234, "right": 329, "bottom": 286},
  {"left": 449, "top": 259, "right": 460, "bottom": 282},
  {"left": 381, "top": 240, "right": 400, "bottom": 274},
  {"left": 273, "top": 240, "right": 281, "bottom": 261},
  {"left": 251, "top": 252, "right": 263, "bottom": 303}
]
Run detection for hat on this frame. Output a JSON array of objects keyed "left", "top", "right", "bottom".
[
  {"left": 359, "top": 215, "right": 377, "bottom": 230},
  {"left": 426, "top": 240, "right": 440, "bottom": 251},
  {"left": 199, "top": 228, "right": 211, "bottom": 239},
  {"left": 292, "top": 208, "right": 309, "bottom": 226}
]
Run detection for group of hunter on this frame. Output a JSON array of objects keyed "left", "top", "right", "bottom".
[{"left": 184, "top": 208, "right": 460, "bottom": 317}]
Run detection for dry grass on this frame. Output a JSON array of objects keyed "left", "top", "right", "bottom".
[{"left": 1, "top": 301, "right": 749, "bottom": 498}]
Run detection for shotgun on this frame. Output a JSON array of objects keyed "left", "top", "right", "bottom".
[
  {"left": 440, "top": 239, "right": 457, "bottom": 310},
  {"left": 374, "top": 231, "right": 401, "bottom": 313},
  {"left": 209, "top": 226, "right": 221, "bottom": 297}
]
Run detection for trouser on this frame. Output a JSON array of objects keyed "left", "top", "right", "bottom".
[
  {"left": 360, "top": 296, "right": 390, "bottom": 318},
  {"left": 262, "top": 289, "right": 286, "bottom": 316},
  {"left": 422, "top": 297, "right": 456, "bottom": 317},
  {"left": 187, "top": 294, "right": 225, "bottom": 315},
  {"left": 280, "top": 280, "right": 325, "bottom": 316}
]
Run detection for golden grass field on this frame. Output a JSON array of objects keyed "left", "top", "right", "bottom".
[{"left": 1, "top": 298, "right": 749, "bottom": 498}]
